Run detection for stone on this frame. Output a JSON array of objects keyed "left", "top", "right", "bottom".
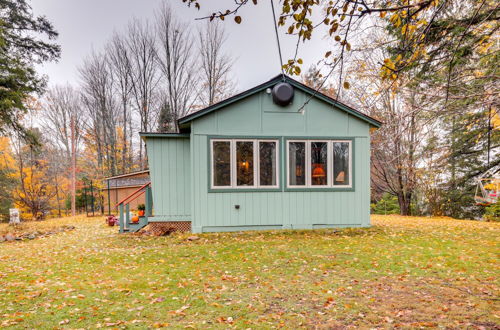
[
  {"left": 28, "top": 234, "right": 36, "bottom": 240},
  {"left": 187, "top": 236, "right": 200, "bottom": 241},
  {"left": 0, "top": 236, "right": 5, "bottom": 242},
  {"left": 4, "top": 234, "right": 15, "bottom": 242}
]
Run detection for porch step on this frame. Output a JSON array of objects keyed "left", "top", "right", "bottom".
[{"left": 123, "top": 217, "right": 148, "bottom": 233}]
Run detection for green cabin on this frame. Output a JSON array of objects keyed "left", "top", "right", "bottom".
[{"left": 119, "top": 74, "right": 381, "bottom": 233}]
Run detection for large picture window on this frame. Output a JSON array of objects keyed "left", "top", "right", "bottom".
[
  {"left": 211, "top": 139, "right": 279, "bottom": 189},
  {"left": 286, "top": 139, "right": 352, "bottom": 189}
]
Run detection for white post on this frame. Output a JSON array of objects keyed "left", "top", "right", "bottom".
[{"left": 9, "top": 208, "right": 20, "bottom": 225}]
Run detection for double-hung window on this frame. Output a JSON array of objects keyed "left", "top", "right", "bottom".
[
  {"left": 287, "top": 139, "right": 352, "bottom": 189},
  {"left": 211, "top": 139, "right": 279, "bottom": 189}
]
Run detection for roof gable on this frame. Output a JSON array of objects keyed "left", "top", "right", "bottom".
[{"left": 178, "top": 74, "right": 382, "bottom": 128}]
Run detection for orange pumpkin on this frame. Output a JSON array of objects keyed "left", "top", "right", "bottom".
[{"left": 131, "top": 216, "right": 140, "bottom": 223}]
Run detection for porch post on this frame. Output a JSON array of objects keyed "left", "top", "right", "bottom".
[
  {"left": 119, "top": 204, "right": 124, "bottom": 233},
  {"left": 125, "top": 204, "right": 130, "bottom": 228},
  {"left": 145, "top": 186, "right": 153, "bottom": 217}
]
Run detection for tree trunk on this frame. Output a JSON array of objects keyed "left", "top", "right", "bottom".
[
  {"left": 70, "top": 114, "right": 76, "bottom": 216},
  {"left": 398, "top": 192, "right": 412, "bottom": 216}
]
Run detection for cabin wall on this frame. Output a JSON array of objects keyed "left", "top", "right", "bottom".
[
  {"left": 146, "top": 137, "right": 191, "bottom": 220},
  {"left": 190, "top": 89, "right": 372, "bottom": 233}
]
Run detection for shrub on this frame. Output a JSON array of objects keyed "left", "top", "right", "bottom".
[
  {"left": 483, "top": 202, "right": 500, "bottom": 222},
  {"left": 371, "top": 193, "right": 400, "bottom": 215}
]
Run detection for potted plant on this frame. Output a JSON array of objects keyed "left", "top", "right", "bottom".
[{"left": 137, "top": 204, "right": 146, "bottom": 217}]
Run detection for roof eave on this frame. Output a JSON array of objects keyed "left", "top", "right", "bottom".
[{"left": 139, "top": 132, "right": 190, "bottom": 141}]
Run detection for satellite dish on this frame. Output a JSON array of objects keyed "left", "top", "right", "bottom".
[{"left": 272, "top": 82, "right": 294, "bottom": 106}]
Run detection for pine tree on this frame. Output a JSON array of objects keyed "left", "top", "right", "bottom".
[
  {"left": 0, "top": 0, "right": 60, "bottom": 138},
  {"left": 158, "top": 102, "right": 174, "bottom": 133}
]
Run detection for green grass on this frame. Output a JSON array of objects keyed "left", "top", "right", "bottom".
[{"left": 0, "top": 215, "right": 498, "bottom": 328}]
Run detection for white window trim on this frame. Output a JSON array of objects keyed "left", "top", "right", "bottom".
[
  {"left": 257, "top": 140, "right": 280, "bottom": 187},
  {"left": 331, "top": 140, "right": 353, "bottom": 188},
  {"left": 286, "top": 139, "right": 353, "bottom": 189},
  {"left": 211, "top": 139, "right": 232, "bottom": 188},
  {"left": 287, "top": 140, "right": 307, "bottom": 189},
  {"left": 211, "top": 139, "right": 280, "bottom": 189}
]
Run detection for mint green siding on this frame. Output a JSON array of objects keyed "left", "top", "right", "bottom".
[
  {"left": 146, "top": 137, "right": 191, "bottom": 221},
  {"left": 144, "top": 86, "right": 373, "bottom": 233}
]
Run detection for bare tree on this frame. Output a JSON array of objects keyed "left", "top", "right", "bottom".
[
  {"left": 198, "top": 21, "right": 234, "bottom": 106},
  {"left": 79, "top": 50, "right": 119, "bottom": 176},
  {"left": 41, "top": 85, "right": 82, "bottom": 216},
  {"left": 41, "top": 85, "right": 82, "bottom": 160},
  {"left": 107, "top": 33, "right": 133, "bottom": 173},
  {"left": 125, "top": 19, "right": 160, "bottom": 166},
  {"left": 155, "top": 3, "right": 198, "bottom": 132}
]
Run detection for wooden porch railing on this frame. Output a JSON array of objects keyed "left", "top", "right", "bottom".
[{"left": 117, "top": 182, "right": 152, "bottom": 233}]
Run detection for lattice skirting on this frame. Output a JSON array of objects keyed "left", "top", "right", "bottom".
[{"left": 145, "top": 221, "right": 192, "bottom": 235}]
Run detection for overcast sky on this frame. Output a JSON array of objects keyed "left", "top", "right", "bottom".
[{"left": 32, "top": 0, "right": 330, "bottom": 92}]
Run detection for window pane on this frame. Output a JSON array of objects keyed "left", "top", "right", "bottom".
[
  {"left": 236, "top": 141, "right": 254, "bottom": 186},
  {"left": 259, "top": 142, "right": 277, "bottom": 186},
  {"left": 333, "top": 142, "right": 350, "bottom": 186},
  {"left": 311, "top": 142, "right": 328, "bottom": 185},
  {"left": 213, "top": 141, "right": 231, "bottom": 186},
  {"left": 289, "top": 142, "right": 306, "bottom": 185}
]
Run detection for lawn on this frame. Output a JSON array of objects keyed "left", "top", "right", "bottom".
[{"left": 0, "top": 215, "right": 498, "bottom": 328}]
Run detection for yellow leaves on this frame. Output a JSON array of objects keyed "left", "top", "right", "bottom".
[
  {"left": 491, "top": 112, "right": 500, "bottom": 130},
  {"left": 390, "top": 13, "right": 401, "bottom": 27},
  {"left": 328, "top": 21, "right": 338, "bottom": 35},
  {"left": 383, "top": 58, "right": 395, "bottom": 70},
  {"left": 343, "top": 81, "right": 350, "bottom": 89},
  {"left": 152, "top": 322, "right": 170, "bottom": 328}
]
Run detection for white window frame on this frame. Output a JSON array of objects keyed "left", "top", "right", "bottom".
[
  {"left": 286, "top": 139, "right": 352, "bottom": 189},
  {"left": 331, "top": 140, "right": 353, "bottom": 188},
  {"left": 211, "top": 139, "right": 232, "bottom": 188},
  {"left": 211, "top": 139, "right": 280, "bottom": 190},
  {"left": 287, "top": 140, "right": 308, "bottom": 189}
]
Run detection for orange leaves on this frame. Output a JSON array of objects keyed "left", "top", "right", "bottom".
[
  {"left": 217, "top": 316, "right": 234, "bottom": 324},
  {"left": 324, "top": 296, "right": 336, "bottom": 308}
]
